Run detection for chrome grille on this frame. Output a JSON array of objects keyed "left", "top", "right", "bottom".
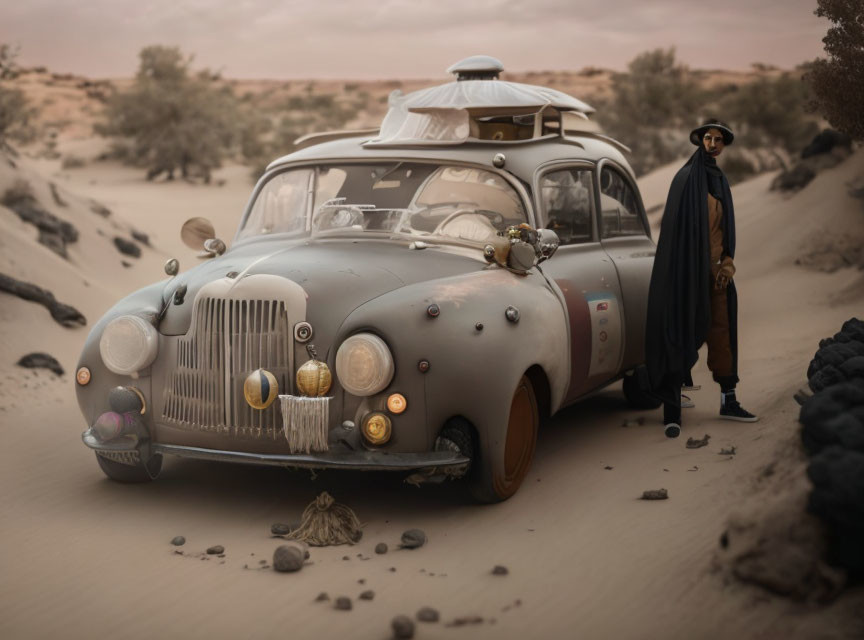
[{"left": 162, "top": 296, "right": 292, "bottom": 438}]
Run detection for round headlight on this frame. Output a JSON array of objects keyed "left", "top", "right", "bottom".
[
  {"left": 335, "top": 333, "right": 394, "bottom": 397},
  {"left": 99, "top": 315, "right": 158, "bottom": 375}
]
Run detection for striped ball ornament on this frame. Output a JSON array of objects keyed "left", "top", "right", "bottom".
[{"left": 244, "top": 368, "right": 279, "bottom": 410}]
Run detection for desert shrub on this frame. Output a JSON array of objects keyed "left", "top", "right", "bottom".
[
  {"left": 596, "top": 48, "right": 705, "bottom": 175},
  {"left": 97, "top": 45, "right": 242, "bottom": 182},
  {"left": 719, "top": 149, "right": 757, "bottom": 185},
  {"left": 61, "top": 154, "right": 86, "bottom": 169},
  {"left": 0, "top": 44, "right": 37, "bottom": 145},
  {"left": 719, "top": 72, "right": 819, "bottom": 154},
  {"left": 805, "top": 0, "right": 864, "bottom": 141}
]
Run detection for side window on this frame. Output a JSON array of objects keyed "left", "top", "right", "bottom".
[
  {"left": 599, "top": 167, "right": 645, "bottom": 238},
  {"left": 539, "top": 167, "right": 594, "bottom": 245}
]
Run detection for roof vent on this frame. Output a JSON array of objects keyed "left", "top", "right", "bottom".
[{"left": 446, "top": 55, "right": 504, "bottom": 81}]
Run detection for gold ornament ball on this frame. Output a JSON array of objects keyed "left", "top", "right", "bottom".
[
  {"left": 244, "top": 368, "right": 279, "bottom": 410},
  {"left": 296, "top": 359, "right": 332, "bottom": 397}
]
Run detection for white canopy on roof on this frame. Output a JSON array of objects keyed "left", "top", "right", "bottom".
[{"left": 402, "top": 80, "right": 595, "bottom": 115}]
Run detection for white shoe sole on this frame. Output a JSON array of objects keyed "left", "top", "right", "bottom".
[
  {"left": 664, "top": 423, "right": 681, "bottom": 438},
  {"left": 681, "top": 394, "right": 694, "bottom": 409}
]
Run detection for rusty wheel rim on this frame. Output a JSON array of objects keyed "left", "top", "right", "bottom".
[{"left": 500, "top": 377, "right": 538, "bottom": 493}]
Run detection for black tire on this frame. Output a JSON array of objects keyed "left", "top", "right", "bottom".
[
  {"left": 96, "top": 453, "right": 162, "bottom": 483},
  {"left": 470, "top": 375, "right": 539, "bottom": 503},
  {"left": 622, "top": 371, "right": 662, "bottom": 410}
]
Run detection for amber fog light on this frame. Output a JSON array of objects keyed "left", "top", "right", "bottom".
[
  {"left": 76, "top": 367, "right": 91, "bottom": 386},
  {"left": 361, "top": 412, "right": 392, "bottom": 445},
  {"left": 387, "top": 393, "right": 407, "bottom": 414}
]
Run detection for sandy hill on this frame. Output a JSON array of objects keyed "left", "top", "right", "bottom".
[{"left": 0, "top": 133, "right": 862, "bottom": 638}]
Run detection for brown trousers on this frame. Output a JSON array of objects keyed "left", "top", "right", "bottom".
[{"left": 707, "top": 265, "right": 734, "bottom": 379}]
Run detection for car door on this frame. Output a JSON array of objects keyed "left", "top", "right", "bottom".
[
  {"left": 596, "top": 160, "right": 656, "bottom": 373},
  {"left": 534, "top": 162, "right": 625, "bottom": 406}
]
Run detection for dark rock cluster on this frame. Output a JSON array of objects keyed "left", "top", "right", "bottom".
[
  {"left": 113, "top": 236, "right": 142, "bottom": 258},
  {"left": 0, "top": 273, "right": 86, "bottom": 327},
  {"left": 16, "top": 352, "right": 64, "bottom": 376},
  {"left": 800, "top": 318, "right": 864, "bottom": 576},
  {"left": 2, "top": 181, "right": 78, "bottom": 258},
  {"left": 771, "top": 128, "right": 854, "bottom": 193}
]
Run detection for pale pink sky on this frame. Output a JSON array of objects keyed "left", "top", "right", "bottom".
[{"left": 2, "top": 0, "right": 828, "bottom": 79}]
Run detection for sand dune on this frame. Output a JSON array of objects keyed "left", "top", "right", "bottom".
[{"left": 0, "top": 145, "right": 862, "bottom": 639}]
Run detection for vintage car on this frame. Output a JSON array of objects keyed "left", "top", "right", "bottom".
[{"left": 75, "top": 56, "right": 658, "bottom": 502}]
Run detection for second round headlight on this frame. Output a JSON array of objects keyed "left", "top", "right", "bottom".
[
  {"left": 335, "top": 333, "right": 394, "bottom": 396},
  {"left": 99, "top": 315, "right": 158, "bottom": 375}
]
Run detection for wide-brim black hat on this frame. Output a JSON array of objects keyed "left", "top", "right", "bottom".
[{"left": 690, "top": 120, "right": 734, "bottom": 146}]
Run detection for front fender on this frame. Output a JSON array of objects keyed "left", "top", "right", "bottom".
[
  {"left": 75, "top": 280, "right": 167, "bottom": 426},
  {"left": 335, "top": 268, "right": 569, "bottom": 457}
]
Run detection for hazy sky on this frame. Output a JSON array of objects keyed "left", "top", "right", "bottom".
[{"left": 2, "top": 0, "right": 828, "bottom": 79}]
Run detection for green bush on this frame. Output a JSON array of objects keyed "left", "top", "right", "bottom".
[
  {"left": 97, "top": 46, "right": 242, "bottom": 182},
  {"left": 0, "top": 44, "right": 37, "bottom": 145}
]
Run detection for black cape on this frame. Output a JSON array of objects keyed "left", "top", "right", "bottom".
[{"left": 644, "top": 148, "right": 739, "bottom": 404}]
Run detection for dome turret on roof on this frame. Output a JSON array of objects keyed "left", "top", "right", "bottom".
[{"left": 447, "top": 55, "right": 504, "bottom": 81}]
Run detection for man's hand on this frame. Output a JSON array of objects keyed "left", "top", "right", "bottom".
[{"left": 714, "top": 256, "right": 735, "bottom": 289}]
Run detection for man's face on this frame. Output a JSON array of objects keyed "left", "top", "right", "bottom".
[{"left": 703, "top": 128, "right": 725, "bottom": 158}]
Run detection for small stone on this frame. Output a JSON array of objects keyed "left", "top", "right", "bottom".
[
  {"left": 342, "top": 555, "right": 350, "bottom": 561},
  {"left": 271, "top": 523, "right": 292, "bottom": 536},
  {"left": 259, "top": 559, "right": 267, "bottom": 565},
  {"left": 389, "top": 567, "right": 397, "bottom": 572},
  {"left": 334, "top": 597, "right": 352, "bottom": 611},
  {"left": 604, "top": 465, "right": 613, "bottom": 470},
  {"left": 685, "top": 434, "right": 711, "bottom": 449},
  {"left": 719, "top": 446, "right": 737, "bottom": 455},
  {"left": 358, "top": 578, "right": 366, "bottom": 584},
  {"left": 400, "top": 529, "right": 426, "bottom": 549},
  {"left": 375, "top": 542, "right": 388, "bottom": 554},
  {"left": 315, "top": 592, "right": 329, "bottom": 602},
  {"left": 206, "top": 545, "right": 224, "bottom": 555},
  {"left": 171, "top": 536, "right": 186, "bottom": 546},
  {"left": 416, "top": 607, "right": 440, "bottom": 623},
  {"left": 273, "top": 543, "right": 306, "bottom": 572},
  {"left": 359, "top": 589, "right": 375, "bottom": 600},
  {"left": 391, "top": 615, "right": 415, "bottom": 639},
  {"left": 491, "top": 565, "right": 508, "bottom": 575},
  {"left": 641, "top": 489, "right": 669, "bottom": 500}
]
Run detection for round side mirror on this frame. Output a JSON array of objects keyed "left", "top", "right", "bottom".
[
  {"left": 164, "top": 258, "right": 180, "bottom": 276},
  {"left": 181, "top": 217, "right": 216, "bottom": 251},
  {"left": 535, "top": 228, "right": 560, "bottom": 262}
]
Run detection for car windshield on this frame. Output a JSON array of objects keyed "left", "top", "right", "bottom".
[{"left": 237, "top": 163, "right": 528, "bottom": 245}]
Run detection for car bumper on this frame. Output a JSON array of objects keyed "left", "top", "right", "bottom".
[{"left": 82, "top": 431, "right": 470, "bottom": 472}]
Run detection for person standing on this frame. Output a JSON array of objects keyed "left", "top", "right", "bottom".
[{"left": 644, "top": 119, "right": 759, "bottom": 438}]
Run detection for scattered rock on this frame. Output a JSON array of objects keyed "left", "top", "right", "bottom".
[
  {"left": 604, "top": 465, "right": 613, "bottom": 470},
  {"left": 641, "top": 489, "right": 668, "bottom": 500},
  {"left": 206, "top": 545, "right": 224, "bottom": 555},
  {"left": 1, "top": 181, "right": 78, "bottom": 257},
  {"left": 113, "top": 236, "right": 141, "bottom": 258},
  {"left": 334, "top": 596, "right": 352, "bottom": 611},
  {"left": 375, "top": 542, "right": 388, "bottom": 554},
  {"left": 491, "top": 565, "right": 508, "bottom": 575},
  {"left": 686, "top": 434, "right": 711, "bottom": 449},
  {"left": 271, "top": 523, "right": 292, "bottom": 536},
  {"left": 90, "top": 202, "right": 111, "bottom": 218},
  {"left": 416, "top": 607, "right": 439, "bottom": 623},
  {"left": 399, "top": 529, "right": 426, "bottom": 549},
  {"left": 171, "top": 536, "right": 186, "bottom": 546},
  {"left": 389, "top": 567, "right": 396, "bottom": 572},
  {"left": 719, "top": 446, "right": 737, "bottom": 456},
  {"left": 445, "top": 616, "right": 484, "bottom": 627},
  {"left": 131, "top": 230, "right": 150, "bottom": 246},
  {"left": 391, "top": 615, "right": 415, "bottom": 639},
  {"left": 314, "top": 592, "right": 329, "bottom": 602},
  {"left": 357, "top": 578, "right": 365, "bottom": 584},
  {"left": 48, "top": 183, "right": 68, "bottom": 207},
  {"left": 121, "top": 260, "right": 132, "bottom": 268},
  {"left": 342, "top": 555, "right": 350, "bottom": 561},
  {"left": 0, "top": 273, "right": 86, "bottom": 327},
  {"left": 359, "top": 589, "right": 375, "bottom": 600},
  {"left": 16, "top": 352, "right": 63, "bottom": 376},
  {"left": 273, "top": 541, "right": 309, "bottom": 572}
]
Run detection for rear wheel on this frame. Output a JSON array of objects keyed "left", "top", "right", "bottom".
[
  {"left": 470, "top": 375, "right": 539, "bottom": 503},
  {"left": 96, "top": 453, "right": 162, "bottom": 483},
  {"left": 622, "top": 370, "right": 662, "bottom": 410}
]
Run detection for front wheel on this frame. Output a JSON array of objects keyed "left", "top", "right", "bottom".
[
  {"left": 96, "top": 453, "right": 162, "bottom": 483},
  {"left": 470, "top": 375, "right": 539, "bottom": 503}
]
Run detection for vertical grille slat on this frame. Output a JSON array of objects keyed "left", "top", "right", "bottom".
[{"left": 162, "top": 295, "right": 292, "bottom": 438}]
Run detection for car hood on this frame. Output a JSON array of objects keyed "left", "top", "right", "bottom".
[{"left": 158, "top": 238, "right": 485, "bottom": 339}]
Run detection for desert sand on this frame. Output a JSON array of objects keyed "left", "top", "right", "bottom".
[{"left": 1, "top": 129, "right": 863, "bottom": 639}]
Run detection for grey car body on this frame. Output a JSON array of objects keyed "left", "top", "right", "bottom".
[{"left": 76, "top": 59, "right": 657, "bottom": 502}]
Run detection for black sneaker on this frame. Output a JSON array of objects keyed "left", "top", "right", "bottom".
[
  {"left": 664, "top": 423, "right": 681, "bottom": 438},
  {"left": 719, "top": 400, "right": 759, "bottom": 422}
]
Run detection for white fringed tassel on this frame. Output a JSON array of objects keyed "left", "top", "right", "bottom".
[{"left": 280, "top": 395, "right": 331, "bottom": 453}]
